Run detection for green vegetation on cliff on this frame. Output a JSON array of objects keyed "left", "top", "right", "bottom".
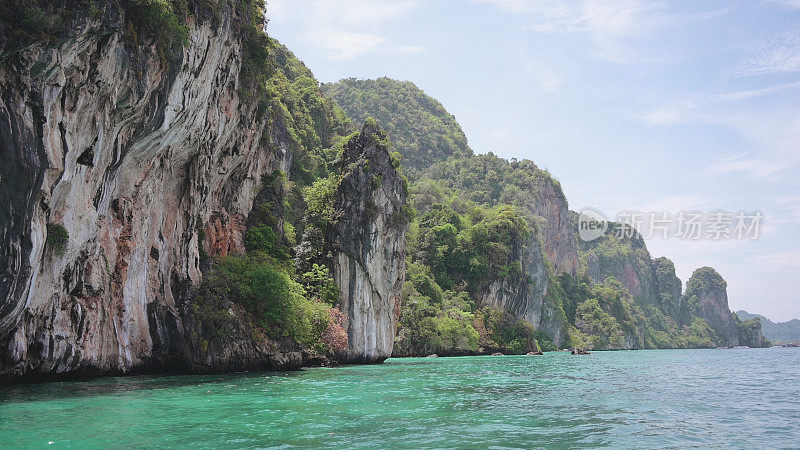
[
  {"left": 393, "top": 187, "right": 541, "bottom": 356},
  {"left": 737, "top": 310, "right": 799, "bottom": 344},
  {"left": 199, "top": 63, "right": 772, "bottom": 356},
  {"left": 424, "top": 154, "right": 564, "bottom": 214},
  {"left": 2, "top": 1, "right": 241, "bottom": 57},
  {"left": 571, "top": 222, "right": 771, "bottom": 349},
  {"left": 191, "top": 33, "right": 353, "bottom": 358},
  {"left": 321, "top": 77, "right": 472, "bottom": 175},
  {"left": 14, "top": 0, "right": 763, "bottom": 359},
  {"left": 322, "top": 78, "right": 571, "bottom": 354},
  {"left": 735, "top": 314, "right": 769, "bottom": 348},
  {"left": 681, "top": 266, "right": 727, "bottom": 323}
]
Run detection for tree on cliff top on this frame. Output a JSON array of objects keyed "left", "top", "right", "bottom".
[{"left": 321, "top": 77, "right": 472, "bottom": 175}]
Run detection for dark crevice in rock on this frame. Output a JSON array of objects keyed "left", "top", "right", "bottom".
[{"left": 77, "top": 147, "right": 94, "bottom": 166}]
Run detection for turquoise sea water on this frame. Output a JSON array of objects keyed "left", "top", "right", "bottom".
[{"left": 1, "top": 348, "right": 799, "bottom": 448}]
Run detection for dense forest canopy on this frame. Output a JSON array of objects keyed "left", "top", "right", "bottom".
[{"left": 322, "top": 77, "right": 472, "bottom": 176}]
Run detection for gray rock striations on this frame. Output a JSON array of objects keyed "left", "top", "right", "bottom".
[
  {"left": 475, "top": 226, "right": 564, "bottom": 347},
  {"left": 0, "top": 5, "right": 408, "bottom": 380},
  {"left": 329, "top": 121, "right": 409, "bottom": 363},
  {"left": 479, "top": 172, "right": 575, "bottom": 347},
  {"left": 0, "top": 6, "right": 281, "bottom": 379}
]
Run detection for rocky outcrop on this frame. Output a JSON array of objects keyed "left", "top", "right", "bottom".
[
  {"left": 324, "top": 78, "right": 578, "bottom": 344},
  {"left": 737, "top": 310, "right": 800, "bottom": 344},
  {"left": 683, "top": 267, "right": 738, "bottom": 347},
  {"left": 653, "top": 257, "right": 682, "bottom": 319},
  {"left": 530, "top": 177, "right": 578, "bottom": 276},
  {"left": 0, "top": 5, "right": 283, "bottom": 380},
  {"left": 579, "top": 224, "right": 660, "bottom": 306},
  {"left": 476, "top": 232, "right": 564, "bottom": 346},
  {"left": 477, "top": 173, "right": 573, "bottom": 347},
  {"left": 735, "top": 315, "right": 764, "bottom": 348},
  {"left": 180, "top": 302, "right": 306, "bottom": 373},
  {"left": 330, "top": 121, "right": 409, "bottom": 363}
]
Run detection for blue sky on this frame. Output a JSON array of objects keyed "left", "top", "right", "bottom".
[{"left": 267, "top": 0, "right": 800, "bottom": 321}]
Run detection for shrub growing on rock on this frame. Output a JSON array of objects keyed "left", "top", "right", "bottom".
[{"left": 45, "top": 223, "right": 69, "bottom": 255}]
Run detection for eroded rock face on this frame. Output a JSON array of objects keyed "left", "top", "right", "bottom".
[
  {"left": 698, "top": 289, "right": 739, "bottom": 347},
  {"left": 330, "top": 122, "right": 409, "bottom": 363},
  {"left": 0, "top": 8, "right": 284, "bottom": 379},
  {"left": 474, "top": 176, "right": 574, "bottom": 347},
  {"left": 477, "top": 232, "right": 564, "bottom": 346},
  {"left": 685, "top": 267, "right": 738, "bottom": 347},
  {"left": 653, "top": 256, "right": 682, "bottom": 319},
  {"left": 530, "top": 178, "right": 578, "bottom": 276},
  {"left": 579, "top": 224, "right": 660, "bottom": 306}
]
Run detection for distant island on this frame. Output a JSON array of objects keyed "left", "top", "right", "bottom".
[{"left": 736, "top": 311, "right": 800, "bottom": 345}]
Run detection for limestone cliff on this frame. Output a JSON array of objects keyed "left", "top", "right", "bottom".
[
  {"left": 529, "top": 177, "right": 579, "bottom": 276},
  {"left": 476, "top": 228, "right": 564, "bottom": 346},
  {"left": 323, "top": 79, "right": 577, "bottom": 345},
  {"left": 0, "top": 4, "right": 282, "bottom": 379},
  {"left": 683, "top": 267, "right": 739, "bottom": 347},
  {"left": 329, "top": 121, "right": 409, "bottom": 363},
  {"left": 574, "top": 214, "right": 747, "bottom": 348},
  {"left": 653, "top": 256, "right": 682, "bottom": 319},
  {"left": 0, "top": 3, "right": 406, "bottom": 380},
  {"left": 476, "top": 172, "right": 574, "bottom": 346},
  {"left": 578, "top": 222, "right": 660, "bottom": 306}
]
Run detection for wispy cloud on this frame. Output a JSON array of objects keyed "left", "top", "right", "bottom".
[
  {"left": 307, "top": 31, "right": 386, "bottom": 61},
  {"left": 736, "top": 31, "right": 800, "bottom": 75},
  {"left": 705, "top": 153, "right": 788, "bottom": 178},
  {"left": 519, "top": 47, "right": 564, "bottom": 92},
  {"left": 775, "top": 195, "right": 800, "bottom": 222},
  {"left": 639, "top": 195, "right": 706, "bottom": 212},
  {"left": 642, "top": 79, "right": 800, "bottom": 181},
  {"left": 715, "top": 80, "right": 800, "bottom": 101},
  {"left": 474, "top": 0, "right": 730, "bottom": 64},
  {"left": 754, "top": 251, "right": 800, "bottom": 271},
  {"left": 642, "top": 99, "right": 697, "bottom": 127},
  {"left": 766, "top": 0, "right": 800, "bottom": 10},
  {"left": 268, "top": 0, "right": 422, "bottom": 61}
]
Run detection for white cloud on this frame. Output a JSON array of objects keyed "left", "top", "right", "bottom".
[
  {"left": 582, "top": 0, "right": 667, "bottom": 36},
  {"left": 705, "top": 153, "right": 788, "bottom": 178},
  {"left": 309, "top": 0, "right": 418, "bottom": 28},
  {"left": 737, "top": 31, "right": 800, "bottom": 75},
  {"left": 308, "top": 31, "right": 387, "bottom": 61},
  {"left": 642, "top": 99, "right": 697, "bottom": 126},
  {"left": 519, "top": 48, "right": 564, "bottom": 92},
  {"left": 639, "top": 195, "right": 706, "bottom": 213},
  {"left": 390, "top": 45, "right": 425, "bottom": 55},
  {"left": 642, "top": 80, "right": 800, "bottom": 181},
  {"left": 269, "top": 0, "right": 417, "bottom": 26},
  {"left": 766, "top": 0, "right": 800, "bottom": 10},
  {"left": 268, "top": 0, "right": 422, "bottom": 61},
  {"left": 775, "top": 195, "right": 800, "bottom": 222},
  {"left": 754, "top": 251, "right": 800, "bottom": 271},
  {"left": 715, "top": 80, "right": 800, "bottom": 102},
  {"left": 474, "top": 0, "right": 729, "bottom": 63},
  {"left": 472, "top": 0, "right": 665, "bottom": 35}
]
